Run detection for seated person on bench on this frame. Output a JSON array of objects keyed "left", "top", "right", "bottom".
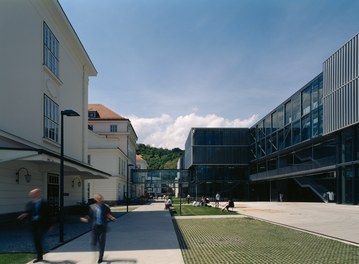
[{"left": 222, "top": 198, "right": 234, "bottom": 211}]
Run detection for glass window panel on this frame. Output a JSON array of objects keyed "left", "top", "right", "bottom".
[
  {"left": 292, "top": 120, "right": 301, "bottom": 145},
  {"left": 292, "top": 94, "right": 301, "bottom": 121},
  {"left": 312, "top": 81, "right": 319, "bottom": 109},
  {"left": 293, "top": 147, "right": 312, "bottom": 167},
  {"left": 258, "top": 121, "right": 264, "bottom": 139},
  {"left": 270, "top": 133, "right": 277, "bottom": 153},
  {"left": 285, "top": 101, "right": 292, "bottom": 125},
  {"left": 284, "top": 125, "right": 291, "bottom": 148},
  {"left": 313, "top": 139, "right": 336, "bottom": 165},
  {"left": 259, "top": 139, "right": 266, "bottom": 157},
  {"left": 271, "top": 111, "right": 278, "bottom": 132},
  {"left": 193, "top": 146, "right": 249, "bottom": 164},
  {"left": 312, "top": 109, "right": 319, "bottom": 137},
  {"left": 256, "top": 144, "right": 262, "bottom": 158},
  {"left": 342, "top": 139, "right": 353, "bottom": 162},
  {"left": 278, "top": 129, "right": 284, "bottom": 150},
  {"left": 341, "top": 129, "right": 354, "bottom": 163},
  {"left": 193, "top": 129, "right": 247, "bottom": 145},
  {"left": 319, "top": 78, "right": 323, "bottom": 105},
  {"left": 110, "top": 125, "right": 117, "bottom": 132},
  {"left": 266, "top": 136, "right": 272, "bottom": 155},
  {"left": 43, "top": 23, "right": 59, "bottom": 77},
  {"left": 43, "top": 95, "right": 59, "bottom": 142},
  {"left": 255, "top": 125, "right": 259, "bottom": 142},
  {"left": 302, "top": 86, "right": 311, "bottom": 115},
  {"left": 265, "top": 117, "right": 271, "bottom": 136},
  {"left": 301, "top": 114, "right": 311, "bottom": 141},
  {"left": 277, "top": 106, "right": 284, "bottom": 129},
  {"left": 250, "top": 144, "right": 257, "bottom": 160},
  {"left": 344, "top": 166, "right": 353, "bottom": 204}
]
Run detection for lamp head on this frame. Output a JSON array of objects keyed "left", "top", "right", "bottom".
[{"left": 61, "top": 109, "right": 80, "bottom": 117}]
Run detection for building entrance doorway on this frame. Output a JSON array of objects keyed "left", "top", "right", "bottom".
[{"left": 47, "top": 173, "right": 59, "bottom": 216}]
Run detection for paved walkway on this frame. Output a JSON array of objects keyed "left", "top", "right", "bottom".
[
  {"left": 26, "top": 201, "right": 359, "bottom": 263},
  {"left": 232, "top": 202, "right": 359, "bottom": 246},
  {"left": 27, "top": 202, "right": 184, "bottom": 264}
]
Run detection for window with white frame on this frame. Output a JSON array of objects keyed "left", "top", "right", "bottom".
[
  {"left": 110, "top": 125, "right": 117, "bottom": 132},
  {"left": 44, "top": 95, "right": 59, "bottom": 142},
  {"left": 43, "top": 22, "right": 59, "bottom": 77}
]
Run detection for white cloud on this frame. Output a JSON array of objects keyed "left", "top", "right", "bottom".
[{"left": 129, "top": 113, "right": 258, "bottom": 150}]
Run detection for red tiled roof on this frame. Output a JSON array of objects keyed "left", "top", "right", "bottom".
[{"left": 88, "top": 104, "right": 126, "bottom": 120}]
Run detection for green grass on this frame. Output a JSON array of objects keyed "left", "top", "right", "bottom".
[
  {"left": 174, "top": 218, "right": 359, "bottom": 264},
  {"left": 0, "top": 253, "right": 34, "bottom": 264},
  {"left": 171, "top": 203, "right": 235, "bottom": 216}
]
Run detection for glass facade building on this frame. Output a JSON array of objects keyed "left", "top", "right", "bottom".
[
  {"left": 249, "top": 74, "right": 338, "bottom": 202},
  {"left": 249, "top": 32, "right": 359, "bottom": 204},
  {"left": 250, "top": 74, "right": 324, "bottom": 162},
  {"left": 184, "top": 128, "right": 250, "bottom": 200},
  {"left": 183, "top": 33, "right": 359, "bottom": 205}
]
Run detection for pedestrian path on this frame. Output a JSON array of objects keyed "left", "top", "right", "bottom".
[
  {"left": 27, "top": 202, "right": 184, "bottom": 264},
  {"left": 234, "top": 202, "right": 359, "bottom": 246}
]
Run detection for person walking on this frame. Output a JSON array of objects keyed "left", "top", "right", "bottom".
[
  {"left": 18, "top": 188, "right": 51, "bottom": 263},
  {"left": 80, "top": 194, "right": 116, "bottom": 263},
  {"left": 215, "top": 193, "right": 220, "bottom": 208},
  {"left": 186, "top": 194, "right": 190, "bottom": 204}
]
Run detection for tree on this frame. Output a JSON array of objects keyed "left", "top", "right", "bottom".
[{"left": 137, "top": 144, "right": 184, "bottom": 169}]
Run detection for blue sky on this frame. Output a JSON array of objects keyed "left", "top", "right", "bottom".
[{"left": 60, "top": 0, "right": 359, "bottom": 149}]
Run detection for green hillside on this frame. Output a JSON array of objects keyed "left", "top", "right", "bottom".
[{"left": 137, "top": 144, "right": 184, "bottom": 169}]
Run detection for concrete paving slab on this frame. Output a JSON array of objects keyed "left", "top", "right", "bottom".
[{"left": 235, "top": 202, "right": 359, "bottom": 245}]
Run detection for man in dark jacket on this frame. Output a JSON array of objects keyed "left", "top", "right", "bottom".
[
  {"left": 81, "top": 194, "right": 116, "bottom": 263},
  {"left": 18, "top": 188, "right": 50, "bottom": 263}
]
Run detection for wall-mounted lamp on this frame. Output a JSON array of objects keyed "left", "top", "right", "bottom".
[
  {"left": 71, "top": 177, "right": 82, "bottom": 188},
  {"left": 16, "top": 167, "right": 31, "bottom": 184}
]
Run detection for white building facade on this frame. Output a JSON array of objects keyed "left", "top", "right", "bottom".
[
  {"left": 0, "top": 0, "right": 108, "bottom": 216},
  {"left": 87, "top": 104, "right": 138, "bottom": 204}
]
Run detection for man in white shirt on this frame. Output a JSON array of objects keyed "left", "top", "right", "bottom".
[
  {"left": 215, "top": 193, "right": 220, "bottom": 208},
  {"left": 165, "top": 197, "right": 173, "bottom": 209}
]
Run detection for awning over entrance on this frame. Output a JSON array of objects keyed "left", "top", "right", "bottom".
[{"left": 0, "top": 148, "right": 110, "bottom": 179}]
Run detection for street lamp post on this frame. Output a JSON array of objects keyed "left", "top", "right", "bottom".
[
  {"left": 59, "top": 109, "right": 80, "bottom": 243},
  {"left": 127, "top": 164, "right": 134, "bottom": 213}
]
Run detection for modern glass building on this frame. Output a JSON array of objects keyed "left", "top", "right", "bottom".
[
  {"left": 249, "top": 73, "right": 337, "bottom": 202},
  {"left": 183, "top": 33, "right": 359, "bottom": 205},
  {"left": 184, "top": 128, "right": 250, "bottom": 200}
]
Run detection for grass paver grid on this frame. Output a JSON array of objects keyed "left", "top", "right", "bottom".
[{"left": 174, "top": 218, "right": 359, "bottom": 264}]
